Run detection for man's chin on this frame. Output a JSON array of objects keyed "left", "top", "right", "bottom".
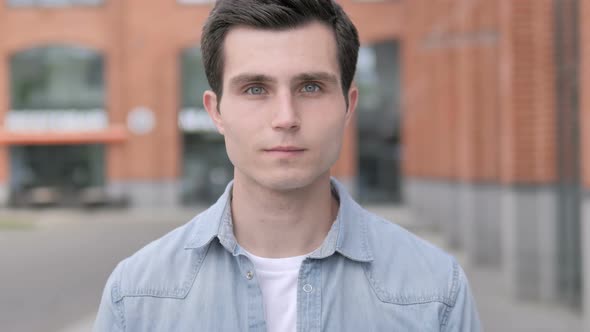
[{"left": 258, "top": 172, "right": 329, "bottom": 192}]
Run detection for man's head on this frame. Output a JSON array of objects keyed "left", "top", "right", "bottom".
[
  {"left": 201, "top": 0, "right": 359, "bottom": 102},
  {"left": 201, "top": 0, "right": 360, "bottom": 192}
]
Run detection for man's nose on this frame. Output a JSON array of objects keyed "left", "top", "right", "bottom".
[{"left": 270, "top": 90, "right": 301, "bottom": 131}]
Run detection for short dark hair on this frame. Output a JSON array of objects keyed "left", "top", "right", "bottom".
[{"left": 201, "top": 0, "right": 360, "bottom": 101}]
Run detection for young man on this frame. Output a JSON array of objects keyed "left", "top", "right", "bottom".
[{"left": 94, "top": 1, "right": 481, "bottom": 331}]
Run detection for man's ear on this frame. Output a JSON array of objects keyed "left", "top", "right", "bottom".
[
  {"left": 203, "top": 90, "right": 225, "bottom": 135},
  {"left": 345, "top": 84, "right": 358, "bottom": 125}
]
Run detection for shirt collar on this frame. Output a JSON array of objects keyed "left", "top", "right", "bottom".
[
  {"left": 183, "top": 181, "right": 234, "bottom": 252},
  {"left": 185, "top": 177, "right": 374, "bottom": 263}
]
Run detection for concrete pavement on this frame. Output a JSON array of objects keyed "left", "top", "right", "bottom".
[{"left": 0, "top": 207, "right": 199, "bottom": 332}]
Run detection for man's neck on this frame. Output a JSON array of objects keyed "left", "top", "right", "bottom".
[{"left": 230, "top": 173, "right": 338, "bottom": 258}]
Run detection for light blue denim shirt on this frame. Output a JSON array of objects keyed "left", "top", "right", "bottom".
[{"left": 94, "top": 178, "right": 481, "bottom": 331}]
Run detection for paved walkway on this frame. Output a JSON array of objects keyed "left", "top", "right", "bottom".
[{"left": 0, "top": 205, "right": 584, "bottom": 332}]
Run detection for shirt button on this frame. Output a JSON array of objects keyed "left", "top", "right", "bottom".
[
  {"left": 246, "top": 271, "right": 254, "bottom": 280},
  {"left": 303, "top": 284, "right": 313, "bottom": 293}
]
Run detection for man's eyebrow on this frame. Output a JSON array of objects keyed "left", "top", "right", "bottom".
[
  {"left": 228, "top": 73, "right": 276, "bottom": 87},
  {"left": 292, "top": 72, "right": 339, "bottom": 85}
]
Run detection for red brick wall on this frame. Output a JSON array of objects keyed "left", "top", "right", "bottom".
[
  {"left": 581, "top": 0, "right": 590, "bottom": 189},
  {"left": 499, "top": 0, "right": 557, "bottom": 184},
  {"left": 343, "top": 0, "right": 403, "bottom": 44},
  {"left": 402, "top": 0, "right": 557, "bottom": 185},
  {"left": 0, "top": 5, "right": 6, "bottom": 183},
  {"left": 402, "top": 0, "right": 500, "bottom": 182}
]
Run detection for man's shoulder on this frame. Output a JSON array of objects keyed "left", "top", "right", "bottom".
[
  {"left": 108, "top": 209, "right": 211, "bottom": 301},
  {"left": 361, "top": 209, "right": 461, "bottom": 307}
]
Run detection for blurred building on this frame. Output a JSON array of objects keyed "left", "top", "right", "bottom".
[
  {"left": 402, "top": 0, "right": 589, "bottom": 325},
  {"left": 0, "top": 0, "right": 403, "bottom": 207}
]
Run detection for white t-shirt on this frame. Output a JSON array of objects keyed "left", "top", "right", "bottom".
[{"left": 243, "top": 249, "right": 310, "bottom": 332}]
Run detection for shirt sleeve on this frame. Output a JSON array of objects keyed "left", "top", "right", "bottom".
[
  {"left": 441, "top": 262, "right": 482, "bottom": 332},
  {"left": 93, "top": 262, "right": 126, "bottom": 332}
]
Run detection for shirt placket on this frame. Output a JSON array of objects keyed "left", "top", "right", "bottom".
[
  {"left": 297, "top": 258, "right": 322, "bottom": 332},
  {"left": 237, "top": 254, "right": 267, "bottom": 332}
]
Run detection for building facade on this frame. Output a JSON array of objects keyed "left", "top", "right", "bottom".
[
  {"left": 0, "top": 0, "right": 403, "bottom": 206},
  {"left": 402, "top": 0, "right": 589, "bottom": 324}
]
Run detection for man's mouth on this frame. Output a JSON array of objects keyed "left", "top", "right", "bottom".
[
  {"left": 266, "top": 146, "right": 305, "bottom": 152},
  {"left": 264, "top": 146, "right": 306, "bottom": 156}
]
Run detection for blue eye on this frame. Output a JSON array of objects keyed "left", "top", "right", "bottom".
[
  {"left": 301, "top": 83, "right": 321, "bottom": 93},
  {"left": 246, "top": 86, "right": 266, "bottom": 95}
]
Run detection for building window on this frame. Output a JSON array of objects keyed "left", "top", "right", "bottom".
[
  {"left": 7, "top": 0, "right": 102, "bottom": 6},
  {"left": 11, "top": 46, "right": 104, "bottom": 109},
  {"left": 179, "top": 47, "right": 232, "bottom": 204},
  {"left": 9, "top": 144, "right": 106, "bottom": 206},
  {"left": 8, "top": 45, "right": 107, "bottom": 206},
  {"left": 356, "top": 41, "right": 402, "bottom": 203},
  {"left": 179, "top": 47, "right": 215, "bottom": 133},
  {"left": 9, "top": 46, "right": 106, "bottom": 132}
]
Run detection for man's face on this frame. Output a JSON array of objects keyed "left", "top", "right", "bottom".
[{"left": 204, "top": 21, "right": 358, "bottom": 191}]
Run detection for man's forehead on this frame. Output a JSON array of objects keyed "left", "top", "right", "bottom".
[
  {"left": 221, "top": 22, "right": 340, "bottom": 83},
  {"left": 222, "top": 23, "right": 337, "bottom": 55}
]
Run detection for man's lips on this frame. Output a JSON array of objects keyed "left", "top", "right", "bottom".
[
  {"left": 265, "top": 146, "right": 306, "bottom": 152},
  {"left": 263, "top": 147, "right": 306, "bottom": 157}
]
